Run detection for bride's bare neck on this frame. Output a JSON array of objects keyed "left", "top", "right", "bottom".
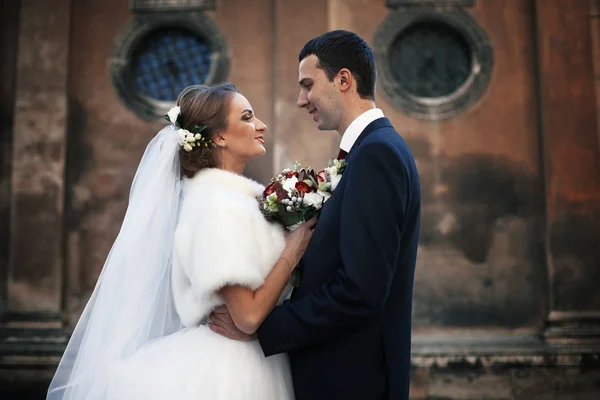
[{"left": 214, "top": 150, "right": 246, "bottom": 175}]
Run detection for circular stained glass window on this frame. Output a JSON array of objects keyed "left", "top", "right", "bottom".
[
  {"left": 132, "top": 28, "right": 213, "bottom": 102},
  {"left": 390, "top": 21, "right": 472, "bottom": 98},
  {"left": 110, "top": 13, "right": 229, "bottom": 120}
]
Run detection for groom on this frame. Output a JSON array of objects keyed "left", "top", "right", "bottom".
[{"left": 211, "top": 30, "right": 421, "bottom": 399}]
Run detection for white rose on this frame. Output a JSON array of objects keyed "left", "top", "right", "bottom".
[
  {"left": 177, "top": 129, "right": 187, "bottom": 145},
  {"left": 184, "top": 130, "right": 195, "bottom": 142},
  {"left": 282, "top": 176, "right": 298, "bottom": 194},
  {"left": 330, "top": 174, "right": 342, "bottom": 191},
  {"left": 183, "top": 143, "right": 193, "bottom": 152},
  {"left": 167, "top": 106, "right": 180, "bottom": 124},
  {"left": 317, "top": 190, "right": 331, "bottom": 203},
  {"left": 327, "top": 165, "right": 338, "bottom": 176},
  {"left": 303, "top": 192, "right": 324, "bottom": 209}
]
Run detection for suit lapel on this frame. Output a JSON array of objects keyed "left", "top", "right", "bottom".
[{"left": 291, "top": 118, "right": 394, "bottom": 300}]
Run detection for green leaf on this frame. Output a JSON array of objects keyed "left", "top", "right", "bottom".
[{"left": 191, "top": 125, "right": 208, "bottom": 134}]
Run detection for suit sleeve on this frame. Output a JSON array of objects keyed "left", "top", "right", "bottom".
[{"left": 257, "top": 141, "right": 408, "bottom": 356}]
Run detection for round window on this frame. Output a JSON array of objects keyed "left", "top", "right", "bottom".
[
  {"left": 110, "top": 13, "right": 229, "bottom": 120},
  {"left": 373, "top": 9, "right": 493, "bottom": 120},
  {"left": 131, "top": 27, "right": 213, "bottom": 102},
  {"left": 390, "top": 21, "right": 472, "bottom": 98}
]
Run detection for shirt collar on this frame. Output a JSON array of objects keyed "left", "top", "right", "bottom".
[{"left": 339, "top": 108, "right": 385, "bottom": 152}]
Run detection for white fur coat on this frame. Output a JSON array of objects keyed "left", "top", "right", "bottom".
[{"left": 171, "top": 168, "right": 287, "bottom": 327}]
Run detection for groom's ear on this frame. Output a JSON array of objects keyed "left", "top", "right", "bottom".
[{"left": 337, "top": 68, "right": 353, "bottom": 93}]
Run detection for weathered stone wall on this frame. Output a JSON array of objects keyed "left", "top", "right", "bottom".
[
  {"left": 7, "top": 0, "right": 71, "bottom": 315},
  {"left": 411, "top": 361, "right": 600, "bottom": 400},
  {"left": 1, "top": 0, "right": 600, "bottom": 399}
]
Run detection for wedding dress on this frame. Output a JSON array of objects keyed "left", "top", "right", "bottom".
[
  {"left": 47, "top": 127, "right": 294, "bottom": 400},
  {"left": 106, "top": 168, "right": 294, "bottom": 399}
]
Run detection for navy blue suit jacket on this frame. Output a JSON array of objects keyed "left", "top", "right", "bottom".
[{"left": 257, "top": 118, "right": 421, "bottom": 400}]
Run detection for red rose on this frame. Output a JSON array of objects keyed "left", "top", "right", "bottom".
[
  {"left": 264, "top": 181, "right": 289, "bottom": 200},
  {"left": 284, "top": 171, "right": 298, "bottom": 179},
  {"left": 317, "top": 170, "right": 326, "bottom": 183},
  {"left": 263, "top": 182, "right": 278, "bottom": 197},
  {"left": 295, "top": 181, "right": 311, "bottom": 194}
]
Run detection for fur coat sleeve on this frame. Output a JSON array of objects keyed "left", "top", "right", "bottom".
[{"left": 171, "top": 170, "right": 286, "bottom": 327}]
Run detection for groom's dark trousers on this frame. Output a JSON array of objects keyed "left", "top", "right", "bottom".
[{"left": 257, "top": 118, "right": 421, "bottom": 400}]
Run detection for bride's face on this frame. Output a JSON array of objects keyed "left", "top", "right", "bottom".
[{"left": 215, "top": 93, "right": 267, "bottom": 162}]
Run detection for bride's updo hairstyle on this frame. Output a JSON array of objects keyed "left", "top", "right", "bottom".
[{"left": 176, "top": 83, "right": 239, "bottom": 178}]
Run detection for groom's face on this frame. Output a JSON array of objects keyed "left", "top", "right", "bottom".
[{"left": 297, "top": 55, "right": 340, "bottom": 131}]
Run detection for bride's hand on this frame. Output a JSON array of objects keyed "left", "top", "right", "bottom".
[{"left": 281, "top": 218, "right": 317, "bottom": 269}]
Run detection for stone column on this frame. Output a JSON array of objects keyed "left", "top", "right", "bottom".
[
  {"left": 8, "top": 0, "right": 71, "bottom": 318},
  {"left": 535, "top": 0, "right": 600, "bottom": 344},
  {"left": 0, "top": 0, "right": 21, "bottom": 318}
]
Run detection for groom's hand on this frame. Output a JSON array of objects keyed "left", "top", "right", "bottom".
[{"left": 208, "top": 306, "right": 256, "bottom": 342}]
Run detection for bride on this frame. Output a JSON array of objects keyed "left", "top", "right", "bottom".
[{"left": 47, "top": 83, "right": 315, "bottom": 400}]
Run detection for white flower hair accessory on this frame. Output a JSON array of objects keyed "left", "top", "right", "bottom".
[{"left": 164, "top": 106, "right": 215, "bottom": 152}]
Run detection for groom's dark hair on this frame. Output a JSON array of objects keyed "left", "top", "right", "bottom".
[{"left": 299, "top": 30, "right": 376, "bottom": 99}]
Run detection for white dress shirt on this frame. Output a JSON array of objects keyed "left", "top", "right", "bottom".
[{"left": 339, "top": 108, "right": 385, "bottom": 153}]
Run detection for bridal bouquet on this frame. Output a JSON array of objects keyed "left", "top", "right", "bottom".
[{"left": 260, "top": 159, "right": 347, "bottom": 230}]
